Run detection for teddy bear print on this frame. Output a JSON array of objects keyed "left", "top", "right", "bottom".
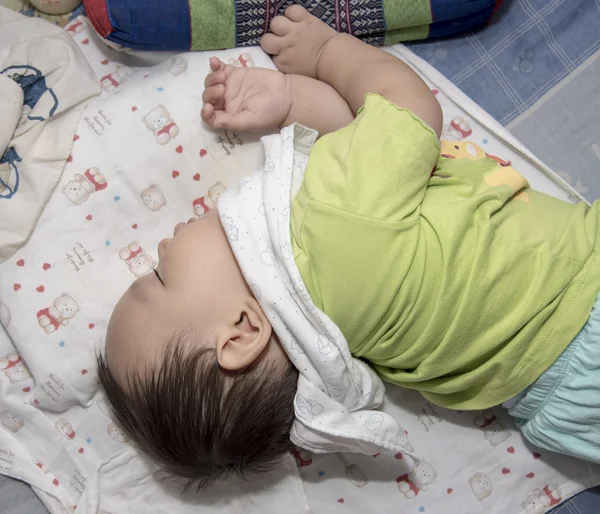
[
  {"left": 37, "top": 293, "right": 80, "bottom": 333},
  {"left": 100, "top": 66, "right": 136, "bottom": 92},
  {"left": 33, "top": 460, "right": 48, "bottom": 473},
  {"left": 364, "top": 413, "right": 384, "bottom": 431},
  {"left": 168, "top": 56, "right": 187, "bottom": 76},
  {"left": 469, "top": 471, "right": 493, "bottom": 501},
  {"left": 64, "top": 18, "right": 85, "bottom": 36},
  {"left": 192, "top": 182, "right": 227, "bottom": 217},
  {"left": 141, "top": 185, "right": 167, "bottom": 211},
  {"left": 62, "top": 168, "right": 107, "bottom": 206},
  {"left": 289, "top": 335, "right": 304, "bottom": 354},
  {"left": 521, "top": 485, "right": 561, "bottom": 514},
  {"left": 293, "top": 153, "right": 308, "bottom": 172},
  {"left": 473, "top": 411, "right": 512, "bottom": 446},
  {"left": 55, "top": 418, "right": 75, "bottom": 439},
  {"left": 280, "top": 242, "right": 293, "bottom": 260},
  {"left": 0, "top": 353, "right": 32, "bottom": 383},
  {"left": 261, "top": 246, "right": 276, "bottom": 267},
  {"left": 228, "top": 53, "right": 255, "bottom": 68},
  {"left": 345, "top": 464, "right": 368, "bottom": 488},
  {"left": 0, "top": 300, "right": 10, "bottom": 326},
  {"left": 264, "top": 154, "right": 275, "bottom": 173},
  {"left": 296, "top": 394, "right": 323, "bottom": 420},
  {"left": 142, "top": 105, "right": 179, "bottom": 145},
  {"left": 119, "top": 242, "right": 155, "bottom": 278},
  {"left": 0, "top": 410, "right": 24, "bottom": 432},
  {"left": 220, "top": 215, "right": 239, "bottom": 241},
  {"left": 396, "top": 459, "right": 438, "bottom": 499},
  {"left": 290, "top": 446, "right": 313, "bottom": 467},
  {"left": 441, "top": 116, "right": 473, "bottom": 141},
  {"left": 317, "top": 334, "right": 333, "bottom": 355},
  {"left": 107, "top": 422, "right": 130, "bottom": 442}
]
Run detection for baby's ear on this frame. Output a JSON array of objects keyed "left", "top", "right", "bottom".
[{"left": 216, "top": 298, "right": 272, "bottom": 371}]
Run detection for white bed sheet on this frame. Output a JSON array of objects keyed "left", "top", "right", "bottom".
[{"left": 0, "top": 15, "right": 598, "bottom": 514}]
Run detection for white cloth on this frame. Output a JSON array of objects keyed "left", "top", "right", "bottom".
[
  {"left": 0, "top": 75, "right": 23, "bottom": 154},
  {"left": 218, "top": 125, "right": 415, "bottom": 458},
  {"left": 1, "top": 19, "right": 600, "bottom": 513},
  {"left": 0, "top": 7, "right": 100, "bottom": 261}
]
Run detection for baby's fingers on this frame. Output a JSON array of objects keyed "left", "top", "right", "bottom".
[
  {"left": 212, "top": 110, "right": 260, "bottom": 132},
  {"left": 209, "top": 57, "right": 226, "bottom": 72},
  {"left": 204, "top": 69, "right": 227, "bottom": 88},
  {"left": 200, "top": 103, "right": 217, "bottom": 126},
  {"left": 202, "top": 84, "right": 226, "bottom": 109}
]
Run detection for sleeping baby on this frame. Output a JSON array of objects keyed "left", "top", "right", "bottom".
[{"left": 98, "top": 6, "right": 600, "bottom": 486}]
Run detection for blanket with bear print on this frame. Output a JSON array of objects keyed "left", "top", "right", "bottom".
[
  {"left": 0, "top": 7, "right": 99, "bottom": 262},
  {"left": 1, "top": 13, "right": 600, "bottom": 514}
]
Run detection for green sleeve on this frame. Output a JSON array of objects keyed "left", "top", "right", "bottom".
[{"left": 297, "top": 94, "right": 440, "bottom": 224}]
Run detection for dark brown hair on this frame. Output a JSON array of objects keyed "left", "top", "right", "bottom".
[{"left": 96, "top": 330, "right": 298, "bottom": 488}]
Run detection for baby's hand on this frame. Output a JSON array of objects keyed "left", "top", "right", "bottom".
[{"left": 201, "top": 58, "right": 292, "bottom": 132}]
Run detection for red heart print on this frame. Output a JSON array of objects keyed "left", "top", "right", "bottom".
[
  {"left": 73, "top": 135, "right": 80, "bottom": 142},
  {"left": 89, "top": 323, "right": 95, "bottom": 329},
  {"left": 78, "top": 448, "right": 84, "bottom": 453},
  {"left": 394, "top": 452, "right": 403, "bottom": 459},
  {"left": 533, "top": 452, "right": 541, "bottom": 459},
  {"left": 86, "top": 214, "right": 92, "bottom": 221},
  {"left": 176, "top": 145, "right": 183, "bottom": 153},
  {"left": 52, "top": 478, "right": 59, "bottom": 486},
  {"left": 131, "top": 106, "right": 138, "bottom": 112},
  {"left": 193, "top": 173, "right": 200, "bottom": 181},
  {"left": 23, "top": 387, "right": 31, "bottom": 393},
  {"left": 337, "top": 499, "right": 344, "bottom": 503},
  {"left": 17, "top": 259, "right": 24, "bottom": 266},
  {"left": 199, "top": 149, "right": 207, "bottom": 157},
  {"left": 13, "top": 283, "right": 21, "bottom": 291},
  {"left": 36, "top": 285, "right": 45, "bottom": 293},
  {"left": 33, "top": 399, "right": 39, "bottom": 405},
  {"left": 132, "top": 223, "right": 138, "bottom": 229},
  {"left": 447, "top": 488, "right": 453, "bottom": 494},
  {"left": 526, "top": 472, "right": 535, "bottom": 479},
  {"left": 67, "top": 155, "right": 73, "bottom": 163},
  {"left": 502, "top": 468, "right": 510, "bottom": 474},
  {"left": 101, "top": 59, "right": 109, "bottom": 65},
  {"left": 507, "top": 447, "right": 515, "bottom": 454},
  {"left": 81, "top": 38, "right": 89, "bottom": 45},
  {"left": 81, "top": 369, "right": 88, "bottom": 375},
  {"left": 144, "top": 74, "right": 149, "bottom": 78},
  {"left": 43, "top": 263, "right": 51, "bottom": 270},
  {"left": 172, "top": 170, "right": 180, "bottom": 178}
]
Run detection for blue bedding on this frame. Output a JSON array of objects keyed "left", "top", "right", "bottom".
[{"left": 408, "top": 0, "right": 600, "bottom": 201}]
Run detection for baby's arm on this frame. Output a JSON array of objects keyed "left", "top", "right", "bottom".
[
  {"left": 283, "top": 75, "right": 354, "bottom": 134},
  {"left": 201, "top": 58, "right": 353, "bottom": 135},
  {"left": 261, "top": 6, "right": 443, "bottom": 137}
]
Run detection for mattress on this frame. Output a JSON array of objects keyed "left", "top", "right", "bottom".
[{"left": 1, "top": 12, "right": 600, "bottom": 514}]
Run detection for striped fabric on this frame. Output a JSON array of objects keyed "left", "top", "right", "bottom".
[{"left": 83, "top": 0, "right": 503, "bottom": 51}]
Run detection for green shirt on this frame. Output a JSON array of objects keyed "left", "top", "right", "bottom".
[{"left": 291, "top": 94, "right": 600, "bottom": 410}]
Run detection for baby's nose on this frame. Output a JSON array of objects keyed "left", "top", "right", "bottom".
[{"left": 173, "top": 222, "right": 188, "bottom": 235}]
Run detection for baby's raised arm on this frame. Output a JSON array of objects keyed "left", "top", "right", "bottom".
[
  {"left": 261, "top": 5, "right": 442, "bottom": 137},
  {"left": 201, "top": 58, "right": 353, "bottom": 136}
]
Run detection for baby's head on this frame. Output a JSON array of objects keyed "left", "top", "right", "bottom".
[{"left": 98, "top": 209, "right": 298, "bottom": 486}]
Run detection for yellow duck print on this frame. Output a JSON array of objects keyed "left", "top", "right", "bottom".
[{"left": 440, "top": 141, "right": 530, "bottom": 203}]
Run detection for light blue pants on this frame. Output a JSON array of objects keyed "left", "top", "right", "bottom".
[{"left": 508, "top": 295, "right": 600, "bottom": 464}]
